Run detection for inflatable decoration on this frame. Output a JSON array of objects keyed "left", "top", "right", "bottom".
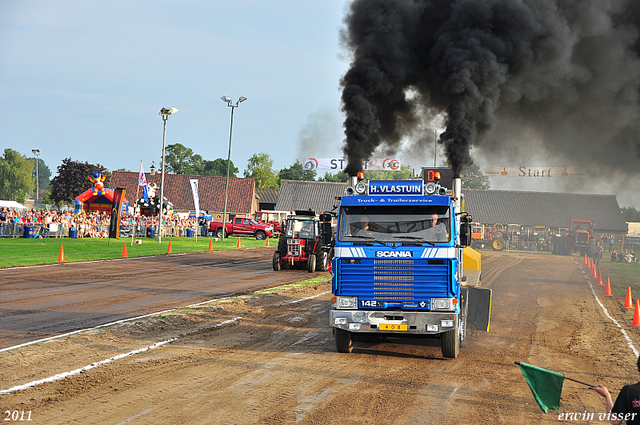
[{"left": 89, "top": 171, "right": 106, "bottom": 196}]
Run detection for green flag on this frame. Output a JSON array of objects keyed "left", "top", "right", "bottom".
[{"left": 518, "top": 362, "right": 565, "bottom": 413}]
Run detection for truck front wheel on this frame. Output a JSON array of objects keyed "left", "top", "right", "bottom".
[
  {"left": 441, "top": 328, "right": 460, "bottom": 358},
  {"left": 216, "top": 228, "right": 224, "bottom": 239},
  {"left": 335, "top": 328, "right": 353, "bottom": 353},
  {"left": 255, "top": 230, "right": 266, "bottom": 240}
]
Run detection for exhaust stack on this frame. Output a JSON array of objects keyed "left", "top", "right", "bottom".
[{"left": 453, "top": 176, "right": 462, "bottom": 210}]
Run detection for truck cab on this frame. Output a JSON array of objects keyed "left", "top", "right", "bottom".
[{"left": 329, "top": 176, "right": 489, "bottom": 358}]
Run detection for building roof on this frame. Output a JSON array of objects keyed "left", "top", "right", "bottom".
[
  {"left": 275, "top": 180, "right": 347, "bottom": 215},
  {"left": 255, "top": 188, "right": 279, "bottom": 205},
  {"left": 462, "top": 189, "right": 627, "bottom": 232},
  {"left": 110, "top": 171, "right": 255, "bottom": 213}
]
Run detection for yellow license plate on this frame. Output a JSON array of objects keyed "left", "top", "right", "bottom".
[{"left": 379, "top": 323, "right": 407, "bottom": 331}]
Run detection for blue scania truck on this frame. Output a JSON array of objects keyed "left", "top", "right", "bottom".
[{"left": 328, "top": 170, "right": 491, "bottom": 358}]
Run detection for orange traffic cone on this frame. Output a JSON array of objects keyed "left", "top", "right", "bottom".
[
  {"left": 624, "top": 286, "right": 633, "bottom": 309},
  {"left": 58, "top": 245, "right": 65, "bottom": 262},
  {"left": 584, "top": 254, "right": 588, "bottom": 265},
  {"left": 592, "top": 265, "right": 597, "bottom": 278},
  {"left": 605, "top": 277, "right": 613, "bottom": 296},
  {"left": 208, "top": 238, "right": 213, "bottom": 251},
  {"left": 266, "top": 237, "right": 270, "bottom": 247},
  {"left": 597, "top": 270, "right": 603, "bottom": 286},
  {"left": 167, "top": 240, "right": 173, "bottom": 254},
  {"left": 633, "top": 300, "right": 640, "bottom": 327},
  {"left": 237, "top": 238, "right": 241, "bottom": 248},
  {"left": 122, "top": 243, "right": 128, "bottom": 258}
]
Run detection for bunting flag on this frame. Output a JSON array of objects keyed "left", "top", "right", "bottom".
[
  {"left": 517, "top": 362, "right": 565, "bottom": 413},
  {"left": 139, "top": 162, "right": 149, "bottom": 203},
  {"left": 189, "top": 179, "right": 200, "bottom": 221}
]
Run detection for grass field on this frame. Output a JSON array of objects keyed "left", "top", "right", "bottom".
[{"left": 0, "top": 235, "right": 274, "bottom": 268}]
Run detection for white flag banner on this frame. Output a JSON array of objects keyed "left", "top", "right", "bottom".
[
  {"left": 483, "top": 166, "right": 587, "bottom": 178},
  {"left": 189, "top": 179, "right": 200, "bottom": 219},
  {"left": 302, "top": 158, "right": 401, "bottom": 171}
]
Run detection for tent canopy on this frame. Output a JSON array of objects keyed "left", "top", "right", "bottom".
[{"left": 0, "top": 200, "right": 26, "bottom": 209}]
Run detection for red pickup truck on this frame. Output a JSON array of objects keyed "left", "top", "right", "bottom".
[{"left": 209, "top": 217, "right": 273, "bottom": 240}]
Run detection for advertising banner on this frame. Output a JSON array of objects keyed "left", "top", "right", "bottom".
[
  {"left": 482, "top": 167, "right": 587, "bottom": 178},
  {"left": 109, "top": 188, "right": 126, "bottom": 239},
  {"left": 302, "top": 158, "right": 401, "bottom": 171}
]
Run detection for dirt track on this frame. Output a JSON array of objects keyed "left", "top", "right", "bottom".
[{"left": 2, "top": 250, "right": 640, "bottom": 424}]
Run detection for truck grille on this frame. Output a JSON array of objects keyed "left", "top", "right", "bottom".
[{"left": 336, "top": 258, "right": 451, "bottom": 306}]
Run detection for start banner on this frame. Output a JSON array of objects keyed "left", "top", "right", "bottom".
[
  {"left": 483, "top": 167, "right": 587, "bottom": 178},
  {"left": 303, "top": 158, "right": 401, "bottom": 171}
]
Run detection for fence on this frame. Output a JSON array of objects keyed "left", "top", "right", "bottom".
[
  {"left": 505, "top": 240, "right": 538, "bottom": 253},
  {"left": 0, "top": 222, "right": 208, "bottom": 239}
]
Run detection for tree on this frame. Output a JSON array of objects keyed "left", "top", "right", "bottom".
[
  {"left": 363, "top": 165, "right": 413, "bottom": 180},
  {"left": 0, "top": 149, "right": 34, "bottom": 203},
  {"left": 317, "top": 171, "right": 349, "bottom": 182},
  {"left": 163, "top": 143, "right": 203, "bottom": 174},
  {"left": 244, "top": 153, "right": 279, "bottom": 189},
  {"left": 49, "top": 158, "right": 109, "bottom": 205},
  {"left": 461, "top": 163, "right": 490, "bottom": 189},
  {"left": 200, "top": 158, "right": 238, "bottom": 177},
  {"left": 278, "top": 160, "right": 317, "bottom": 182},
  {"left": 622, "top": 207, "right": 640, "bottom": 222}
]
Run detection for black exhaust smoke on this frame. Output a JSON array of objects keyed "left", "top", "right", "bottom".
[{"left": 340, "top": 0, "right": 640, "bottom": 177}]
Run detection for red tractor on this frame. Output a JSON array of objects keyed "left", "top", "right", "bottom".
[
  {"left": 272, "top": 211, "right": 334, "bottom": 273},
  {"left": 551, "top": 219, "right": 595, "bottom": 256}
]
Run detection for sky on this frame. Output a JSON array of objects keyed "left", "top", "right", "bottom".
[
  {"left": 1, "top": 1, "right": 348, "bottom": 176},
  {"left": 2, "top": 0, "right": 639, "bottom": 208}
]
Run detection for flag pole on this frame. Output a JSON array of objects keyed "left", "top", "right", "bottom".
[
  {"left": 514, "top": 362, "right": 595, "bottom": 387},
  {"left": 132, "top": 161, "right": 142, "bottom": 246}
]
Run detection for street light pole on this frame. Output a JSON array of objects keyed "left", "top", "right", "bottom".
[
  {"left": 220, "top": 96, "right": 247, "bottom": 241},
  {"left": 32, "top": 149, "right": 40, "bottom": 207},
  {"left": 158, "top": 108, "right": 178, "bottom": 243}
]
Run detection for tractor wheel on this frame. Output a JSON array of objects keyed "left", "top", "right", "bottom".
[
  {"left": 441, "top": 328, "right": 460, "bottom": 358},
  {"left": 272, "top": 252, "right": 281, "bottom": 271},
  {"left": 335, "top": 328, "right": 353, "bottom": 353},
  {"left": 492, "top": 238, "right": 505, "bottom": 251},
  {"left": 316, "top": 250, "right": 328, "bottom": 271},
  {"left": 307, "top": 253, "right": 316, "bottom": 273}
]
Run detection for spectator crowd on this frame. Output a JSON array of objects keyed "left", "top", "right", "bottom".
[{"left": 0, "top": 208, "right": 204, "bottom": 238}]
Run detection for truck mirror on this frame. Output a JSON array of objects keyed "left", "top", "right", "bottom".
[
  {"left": 460, "top": 222, "right": 472, "bottom": 247},
  {"left": 459, "top": 214, "right": 472, "bottom": 247}
]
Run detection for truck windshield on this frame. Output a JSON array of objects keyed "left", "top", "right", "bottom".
[
  {"left": 285, "top": 219, "right": 317, "bottom": 239},
  {"left": 338, "top": 205, "right": 450, "bottom": 243}
]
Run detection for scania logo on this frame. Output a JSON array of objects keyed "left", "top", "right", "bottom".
[{"left": 375, "top": 251, "right": 413, "bottom": 258}]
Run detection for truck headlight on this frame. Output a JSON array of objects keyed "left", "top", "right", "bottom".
[
  {"left": 431, "top": 298, "right": 455, "bottom": 311},
  {"left": 335, "top": 296, "right": 357, "bottom": 309}
]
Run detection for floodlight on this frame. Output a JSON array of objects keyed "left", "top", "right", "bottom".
[
  {"left": 238, "top": 96, "right": 247, "bottom": 103},
  {"left": 32, "top": 149, "right": 40, "bottom": 155},
  {"left": 221, "top": 96, "right": 231, "bottom": 103},
  {"left": 160, "top": 107, "right": 179, "bottom": 115}
]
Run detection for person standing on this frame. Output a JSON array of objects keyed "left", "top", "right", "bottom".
[
  {"left": 593, "top": 355, "right": 640, "bottom": 424},
  {"left": 593, "top": 239, "right": 604, "bottom": 267}
]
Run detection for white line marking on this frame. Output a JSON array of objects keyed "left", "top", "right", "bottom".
[
  {"left": 576, "top": 260, "right": 639, "bottom": 357},
  {"left": 283, "top": 291, "right": 330, "bottom": 305},
  {"left": 0, "top": 317, "right": 242, "bottom": 395}
]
